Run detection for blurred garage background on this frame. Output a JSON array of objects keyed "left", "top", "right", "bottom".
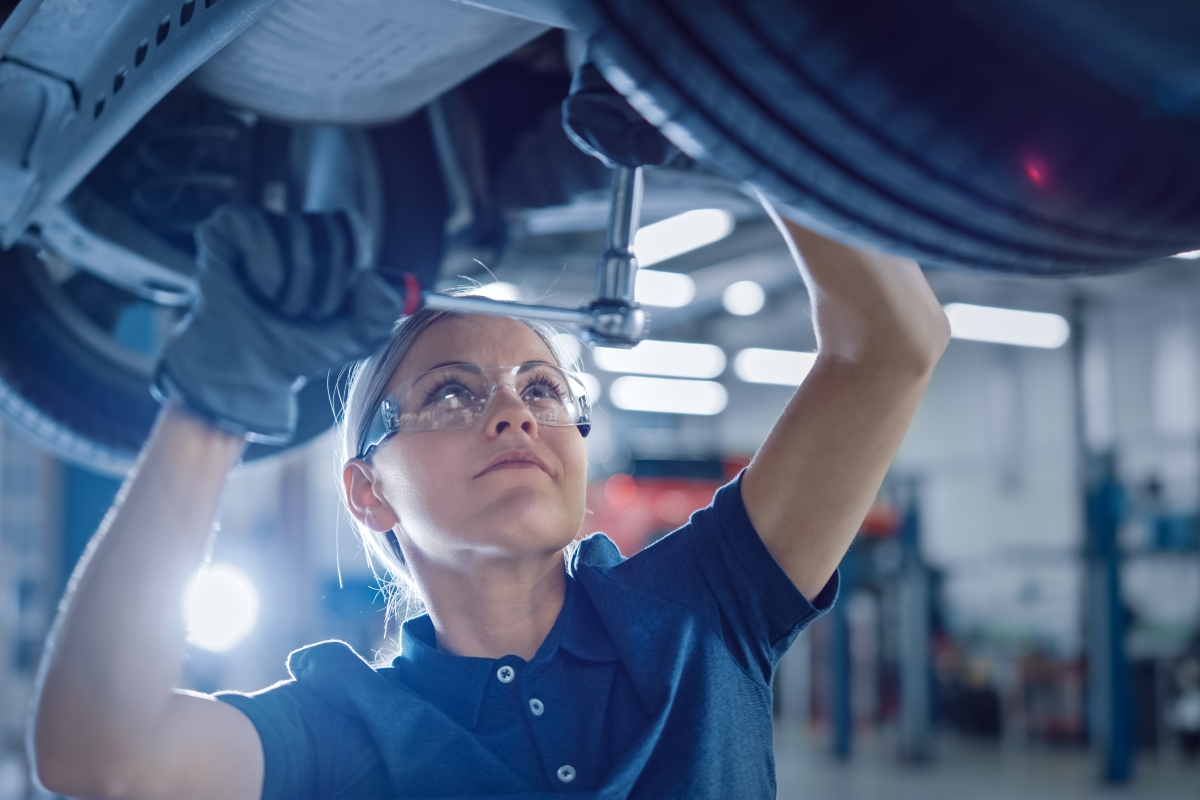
[
  {"left": 3, "top": 200, "right": 1200, "bottom": 798},
  {"left": 2, "top": 1, "right": 1200, "bottom": 798}
]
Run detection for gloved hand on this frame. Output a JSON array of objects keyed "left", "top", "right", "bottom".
[{"left": 152, "top": 205, "right": 405, "bottom": 444}]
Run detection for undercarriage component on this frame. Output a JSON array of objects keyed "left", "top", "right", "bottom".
[
  {"left": 191, "top": 0, "right": 551, "bottom": 125},
  {"left": 0, "top": 90, "right": 445, "bottom": 474},
  {"left": 0, "top": 0, "right": 283, "bottom": 247}
]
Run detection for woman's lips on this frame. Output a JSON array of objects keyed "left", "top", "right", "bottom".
[{"left": 474, "top": 450, "right": 552, "bottom": 478}]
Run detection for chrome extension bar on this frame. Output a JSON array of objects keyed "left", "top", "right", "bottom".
[{"left": 422, "top": 165, "right": 649, "bottom": 348}]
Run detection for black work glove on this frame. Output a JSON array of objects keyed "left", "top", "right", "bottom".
[{"left": 152, "top": 205, "right": 404, "bottom": 444}]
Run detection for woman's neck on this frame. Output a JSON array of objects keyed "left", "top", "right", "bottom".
[{"left": 410, "top": 551, "right": 567, "bottom": 661}]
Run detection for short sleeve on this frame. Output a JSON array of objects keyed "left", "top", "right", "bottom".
[
  {"left": 604, "top": 472, "right": 838, "bottom": 685},
  {"left": 215, "top": 678, "right": 381, "bottom": 800}
]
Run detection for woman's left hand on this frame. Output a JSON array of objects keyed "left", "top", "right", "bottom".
[{"left": 740, "top": 204, "right": 950, "bottom": 600}]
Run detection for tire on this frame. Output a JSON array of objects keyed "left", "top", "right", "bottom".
[
  {"left": 558, "top": 0, "right": 1200, "bottom": 274},
  {"left": 0, "top": 246, "right": 338, "bottom": 473},
  {"left": 0, "top": 110, "right": 445, "bottom": 476}
]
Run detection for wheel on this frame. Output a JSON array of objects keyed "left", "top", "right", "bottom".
[
  {"left": 0, "top": 102, "right": 446, "bottom": 475},
  {"left": 558, "top": 0, "right": 1200, "bottom": 274},
  {"left": 0, "top": 242, "right": 346, "bottom": 474}
]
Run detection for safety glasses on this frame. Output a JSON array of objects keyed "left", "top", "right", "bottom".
[{"left": 357, "top": 362, "right": 591, "bottom": 459}]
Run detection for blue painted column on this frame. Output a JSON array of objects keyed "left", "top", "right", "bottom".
[
  {"left": 1084, "top": 453, "right": 1132, "bottom": 783},
  {"left": 830, "top": 568, "right": 852, "bottom": 760},
  {"left": 1071, "top": 298, "right": 1132, "bottom": 784},
  {"left": 896, "top": 497, "right": 933, "bottom": 762},
  {"left": 61, "top": 465, "right": 122, "bottom": 592}
]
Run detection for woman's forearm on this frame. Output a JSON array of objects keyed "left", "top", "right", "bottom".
[
  {"left": 744, "top": 205, "right": 949, "bottom": 598},
  {"left": 33, "top": 403, "right": 245, "bottom": 790}
]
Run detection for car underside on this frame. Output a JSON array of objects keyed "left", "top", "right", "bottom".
[{"left": 4, "top": 0, "right": 1200, "bottom": 472}]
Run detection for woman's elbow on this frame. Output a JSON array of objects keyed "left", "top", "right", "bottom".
[
  {"left": 34, "top": 754, "right": 132, "bottom": 800},
  {"left": 853, "top": 313, "right": 949, "bottom": 380},
  {"left": 32, "top": 715, "right": 135, "bottom": 799},
  {"left": 916, "top": 306, "right": 952, "bottom": 373}
]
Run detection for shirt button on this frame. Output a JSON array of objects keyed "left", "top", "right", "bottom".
[
  {"left": 529, "top": 698, "right": 544, "bottom": 716},
  {"left": 556, "top": 765, "right": 576, "bottom": 783},
  {"left": 496, "top": 665, "right": 515, "bottom": 683}
]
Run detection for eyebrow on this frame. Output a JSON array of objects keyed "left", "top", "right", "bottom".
[
  {"left": 421, "top": 360, "right": 555, "bottom": 373},
  {"left": 424, "top": 360, "right": 479, "bottom": 373}
]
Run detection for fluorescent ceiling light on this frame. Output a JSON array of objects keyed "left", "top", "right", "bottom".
[
  {"left": 634, "top": 208, "right": 735, "bottom": 267},
  {"left": 944, "top": 303, "right": 1070, "bottom": 349},
  {"left": 610, "top": 376, "right": 728, "bottom": 415},
  {"left": 593, "top": 339, "right": 726, "bottom": 379},
  {"left": 723, "top": 280, "right": 765, "bottom": 316},
  {"left": 472, "top": 282, "right": 521, "bottom": 301},
  {"left": 635, "top": 269, "right": 696, "bottom": 307},
  {"left": 1173, "top": 250, "right": 1200, "bottom": 259},
  {"left": 183, "top": 563, "right": 259, "bottom": 652},
  {"left": 735, "top": 348, "right": 817, "bottom": 386}
]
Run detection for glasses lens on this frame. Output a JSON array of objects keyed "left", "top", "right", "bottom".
[
  {"left": 514, "top": 364, "right": 583, "bottom": 426},
  {"left": 394, "top": 365, "right": 491, "bottom": 432},
  {"left": 384, "top": 364, "right": 588, "bottom": 436}
]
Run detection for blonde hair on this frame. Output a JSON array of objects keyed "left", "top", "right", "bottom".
[{"left": 335, "top": 296, "right": 582, "bottom": 627}]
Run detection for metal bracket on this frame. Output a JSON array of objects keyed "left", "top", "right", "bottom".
[
  {"left": 35, "top": 184, "right": 196, "bottom": 305},
  {"left": 0, "top": 0, "right": 283, "bottom": 248},
  {"left": 425, "top": 165, "right": 650, "bottom": 348}
]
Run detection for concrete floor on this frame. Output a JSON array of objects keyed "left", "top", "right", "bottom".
[{"left": 773, "top": 724, "right": 1199, "bottom": 800}]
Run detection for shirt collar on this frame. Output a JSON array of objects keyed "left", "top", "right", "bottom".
[
  {"left": 392, "top": 614, "right": 494, "bottom": 730},
  {"left": 390, "top": 573, "right": 620, "bottom": 729},
  {"left": 558, "top": 572, "right": 620, "bottom": 663}
]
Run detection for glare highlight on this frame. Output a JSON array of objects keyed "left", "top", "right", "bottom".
[
  {"left": 634, "top": 209, "right": 735, "bottom": 267},
  {"left": 183, "top": 563, "right": 260, "bottom": 653},
  {"left": 593, "top": 340, "right": 726, "bottom": 379},
  {"left": 610, "top": 376, "right": 728, "bottom": 415},
  {"left": 734, "top": 348, "right": 817, "bottom": 386},
  {"left": 472, "top": 282, "right": 521, "bottom": 301},
  {"left": 722, "top": 280, "right": 765, "bottom": 316},
  {"left": 635, "top": 269, "right": 696, "bottom": 307},
  {"left": 944, "top": 303, "right": 1070, "bottom": 349},
  {"left": 1173, "top": 250, "right": 1200, "bottom": 260}
]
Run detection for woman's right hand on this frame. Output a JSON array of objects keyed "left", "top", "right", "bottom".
[
  {"left": 154, "top": 205, "right": 405, "bottom": 443},
  {"left": 33, "top": 207, "right": 406, "bottom": 799}
]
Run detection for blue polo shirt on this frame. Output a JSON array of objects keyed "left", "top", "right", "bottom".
[{"left": 217, "top": 475, "right": 838, "bottom": 799}]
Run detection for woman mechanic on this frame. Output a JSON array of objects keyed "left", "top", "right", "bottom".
[{"left": 30, "top": 195, "right": 949, "bottom": 798}]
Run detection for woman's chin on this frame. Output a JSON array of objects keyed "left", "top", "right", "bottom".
[{"left": 470, "top": 490, "right": 577, "bottom": 550}]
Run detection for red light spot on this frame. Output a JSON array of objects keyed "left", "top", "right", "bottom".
[
  {"left": 1024, "top": 157, "right": 1048, "bottom": 187},
  {"left": 604, "top": 473, "right": 637, "bottom": 507},
  {"left": 654, "top": 489, "right": 693, "bottom": 524}
]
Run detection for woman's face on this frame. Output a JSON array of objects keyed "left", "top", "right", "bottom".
[{"left": 365, "top": 314, "right": 589, "bottom": 567}]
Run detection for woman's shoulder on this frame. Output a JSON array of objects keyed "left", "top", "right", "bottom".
[
  {"left": 286, "top": 639, "right": 377, "bottom": 681},
  {"left": 216, "top": 640, "right": 395, "bottom": 718}
]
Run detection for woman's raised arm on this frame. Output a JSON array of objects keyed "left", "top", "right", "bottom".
[
  {"left": 742, "top": 207, "right": 951, "bottom": 600},
  {"left": 31, "top": 206, "right": 404, "bottom": 799},
  {"left": 32, "top": 404, "right": 264, "bottom": 800}
]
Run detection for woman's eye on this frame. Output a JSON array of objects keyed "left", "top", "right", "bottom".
[
  {"left": 524, "top": 379, "right": 565, "bottom": 401},
  {"left": 425, "top": 383, "right": 473, "bottom": 405}
]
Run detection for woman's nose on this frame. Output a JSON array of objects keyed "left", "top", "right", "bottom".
[{"left": 486, "top": 386, "right": 537, "bottom": 437}]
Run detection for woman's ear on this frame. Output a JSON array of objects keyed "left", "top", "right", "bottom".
[{"left": 343, "top": 459, "right": 400, "bottom": 532}]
